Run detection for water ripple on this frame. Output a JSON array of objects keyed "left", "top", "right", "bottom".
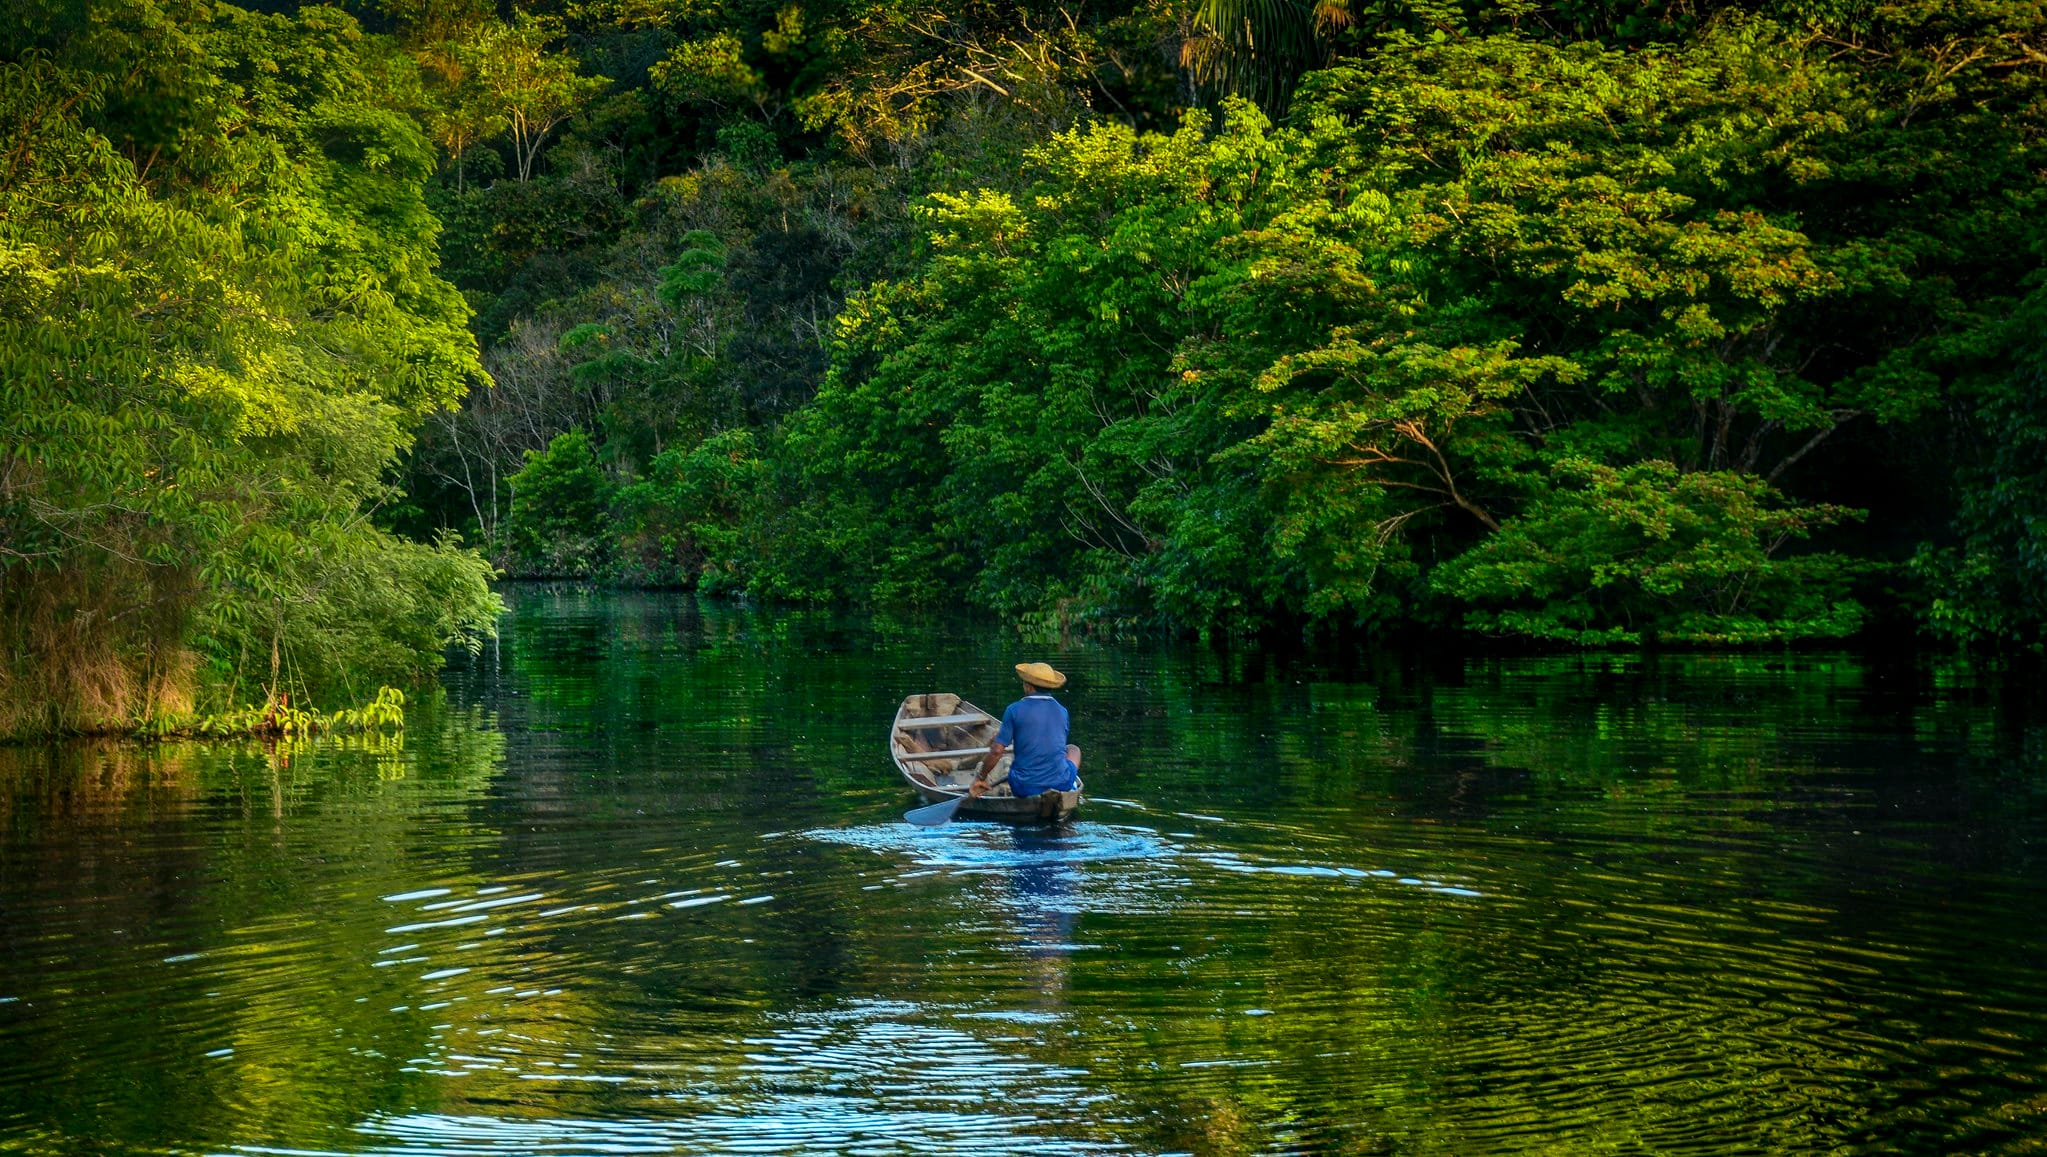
[{"left": 4, "top": 605, "right": 2046, "bottom": 1156}]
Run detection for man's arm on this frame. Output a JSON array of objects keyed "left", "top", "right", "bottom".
[{"left": 968, "top": 742, "right": 1006, "bottom": 798}]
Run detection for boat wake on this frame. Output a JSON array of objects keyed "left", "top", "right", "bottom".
[{"left": 790, "top": 819, "right": 1487, "bottom": 902}]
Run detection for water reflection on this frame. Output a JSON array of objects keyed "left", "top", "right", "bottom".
[{"left": 0, "top": 590, "right": 2045, "bottom": 1155}]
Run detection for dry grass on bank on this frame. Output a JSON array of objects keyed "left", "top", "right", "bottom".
[{"left": 0, "top": 568, "right": 198, "bottom": 741}]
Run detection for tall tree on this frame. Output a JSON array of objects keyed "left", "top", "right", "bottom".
[
  {"left": 464, "top": 13, "right": 608, "bottom": 181},
  {"left": 0, "top": 0, "right": 498, "bottom": 735}
]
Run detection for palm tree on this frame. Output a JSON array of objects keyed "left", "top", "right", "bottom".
[{"left": 1182, "top": 0, "right": 1352, "bottom": 114}]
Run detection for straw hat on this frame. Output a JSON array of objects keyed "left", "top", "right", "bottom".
[{"left": 1014, "top": 661, "right": 1067, "bottom": 690}]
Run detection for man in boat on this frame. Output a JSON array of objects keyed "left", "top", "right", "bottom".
[{"left": 968, "top": 662, "right": 1080, "bottom": 800}]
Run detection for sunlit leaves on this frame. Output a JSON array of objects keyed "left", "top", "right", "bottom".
[
  {"left": 0, "top": 1, "right": 496, "bottom": 735},
  {"left": 651, "top": 32, "right": 765, "bottom": 109},
  {"left": 460, "top": 13, "right": 609, "bottom": 182}
]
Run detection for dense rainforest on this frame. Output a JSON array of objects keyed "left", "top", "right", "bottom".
[{"left": 5, "top": 0, "right": 2047, "bottom": 736}]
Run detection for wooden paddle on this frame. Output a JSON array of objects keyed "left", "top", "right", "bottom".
[{"left": 904, "top": 791, "right": 970, "bottom": 826}]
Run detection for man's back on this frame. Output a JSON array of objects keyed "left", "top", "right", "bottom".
[{"left": 999, "top": 694, "right": 1074, "bottom": 796}]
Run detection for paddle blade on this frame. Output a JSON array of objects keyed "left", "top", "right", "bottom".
[{"left": 904, "top": 794, "right": 968, "bottom": 826}]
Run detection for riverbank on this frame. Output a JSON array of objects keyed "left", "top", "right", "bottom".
[{"left": 2, "top": 687, "right": 411, "bottom": 746}]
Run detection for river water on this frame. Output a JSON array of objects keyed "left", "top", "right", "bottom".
[{"left": 2, "top": 588, "right": 2045, "bottom": 1155}]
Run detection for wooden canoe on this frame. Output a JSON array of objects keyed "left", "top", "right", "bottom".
[{"left": 890, "top": 693, "right": 1082, "bottom": 823}]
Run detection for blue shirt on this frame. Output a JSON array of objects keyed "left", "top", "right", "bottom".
[{"left": 997, "top": 694, "right": 1075, "bottom": 796}]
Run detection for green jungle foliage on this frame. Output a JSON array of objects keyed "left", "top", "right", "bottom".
[
  {"left": 8, "top": 0, "right": 2047, "bottom": 740},
  {"left": 1, "top": 0, "right": 499, "bottom": 737},
  {"left": 381, "top": 0, "right": 2047, "bottom": 651},
  {"left": 505, "top": 429, "right": 618, "bottom": 574}
]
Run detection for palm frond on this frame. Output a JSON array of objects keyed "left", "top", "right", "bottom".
[{"left": 1182, "top": 0, "right": 1348, "bottom": 113}]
